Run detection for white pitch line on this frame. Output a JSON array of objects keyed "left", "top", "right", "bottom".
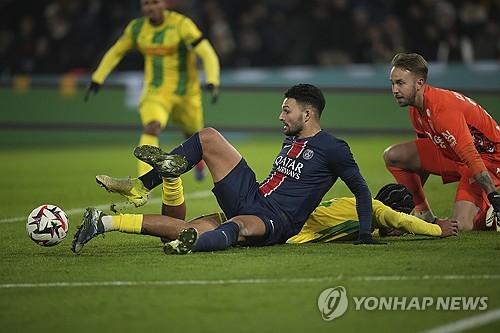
[
  {"left": 1, "top": 274, "right": 500, "bottom": 289},
  {"left": 0, "top": 277, "right": 334, "bottom": 289},
  {"left": 0, "top": 190, "right": 212, "bottom": 224},
  {"left": 422, "top": 308, "right": 500, "bottom": 333},
  {"left": 350, "top": 274, "right": 500, "bottom": 282}
]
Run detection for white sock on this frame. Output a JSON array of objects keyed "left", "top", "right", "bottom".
[{"left": 102, "top": 216, "right": 115, "bottom": 232}]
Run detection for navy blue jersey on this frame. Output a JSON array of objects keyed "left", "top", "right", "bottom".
[{"left": 259, "top": 130, "right": 372, "bottom": 234}]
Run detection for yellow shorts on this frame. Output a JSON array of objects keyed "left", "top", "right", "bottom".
[{"left": 139, "top": 92, "right": 203, "bottom": 135}]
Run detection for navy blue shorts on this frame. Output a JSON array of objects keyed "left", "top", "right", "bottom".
[{"left": 212, "top": 158, "right": 294, "bottom": 246}]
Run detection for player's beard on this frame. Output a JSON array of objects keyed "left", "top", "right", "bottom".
[
  {"left": 396, "top": 85, "right": 418, "bottom": 107},
  {"left": 284, "top": 122, "right": 304, "bottom": 136}
]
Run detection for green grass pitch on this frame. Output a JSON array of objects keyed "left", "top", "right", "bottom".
[{"left": 1, "top": 128, "right": 499, "bottom": 333}]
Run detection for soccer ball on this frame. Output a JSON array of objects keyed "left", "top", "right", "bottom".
[{"left": 27, "top": 204, "right": 69, "bottom": 246}]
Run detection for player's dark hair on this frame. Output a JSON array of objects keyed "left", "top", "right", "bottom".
[
  {"left": 284, "top": 83, "right": 325, "bottom": 117},
  {"left": 391, "top": 53, "right": 428, "bottom": 82},
  {"left": 375, "top": 183, "right": 415, "bottom": 214}
]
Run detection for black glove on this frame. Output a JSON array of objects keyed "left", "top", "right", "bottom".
[
  {"left": 84, "top": 81, "right": 101, "bottom": 102},
  {"left": 205, "top": 83, "right": 219, "bottom": 104},
  {"left": 486, "top": 192, "right": 500, "bottom": 227},
  {"left": 354, "top": 233, "right": 386, "bottom": 245}
]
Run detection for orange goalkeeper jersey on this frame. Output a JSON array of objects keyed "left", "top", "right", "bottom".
[{"left": 409, "top": 85, "right": 500, "bottom": 162}]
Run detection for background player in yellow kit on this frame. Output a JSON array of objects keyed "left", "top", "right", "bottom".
[{"left": 84, "top": 0, "right": 220, "bottom": 180}]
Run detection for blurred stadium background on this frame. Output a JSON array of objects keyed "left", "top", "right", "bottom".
[
  {"left": 1, "top": 0, "right": 500, "bottom": 71},
  {"left": 0, "top": 0, "right": 499, "bottom": 134}
]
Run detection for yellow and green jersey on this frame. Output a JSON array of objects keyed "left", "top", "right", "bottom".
[
  {"left": 287, "top": 198, "right": 442, "bottom": 243},
  {"left": 92, "top": 10, "right": 204, "bottom": 95}
]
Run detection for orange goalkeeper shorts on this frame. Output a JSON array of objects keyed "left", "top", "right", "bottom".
[{"left": 415, "top": 138, "right": 500, "bottom": 210}]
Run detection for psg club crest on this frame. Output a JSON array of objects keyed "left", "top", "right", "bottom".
[{"left": 302, "top": 149, "right": 314, "bottom": 160}]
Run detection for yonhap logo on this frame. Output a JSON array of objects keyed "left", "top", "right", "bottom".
[
  {"left": 317, "top": 286, "right": 489, "bottom": 321},
  {"left": 317, "top": 286, "right": 348, "bottom": 321}
]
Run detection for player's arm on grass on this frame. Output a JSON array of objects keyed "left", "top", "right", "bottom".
[
  {"left": 352, "top": 192, "right": 384, "bottom": 244},
  {"left": 333, "top": 144, "right": 380, "bottom": 245},
  {"left": 373, "top": 201, "right": 458, "bottom": 237}
]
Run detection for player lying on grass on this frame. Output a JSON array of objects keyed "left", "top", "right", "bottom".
[
  {"left": 287, "top": 183, "right": 457, "bottom": 243},
  {"left": 73, "top": 83, "right": 378, "bottom": 253},
  {"left": 71, "top": 181, "right": 457, "bottom": 254}
]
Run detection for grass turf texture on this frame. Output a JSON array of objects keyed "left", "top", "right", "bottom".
[{"left": 1, "top": 130, "right": 499, "bottom": 333}]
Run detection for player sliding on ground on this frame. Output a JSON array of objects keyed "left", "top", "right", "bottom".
[
  {"left": 71, "top": 182, "right": 457, "bottom": 254},
  {"left": 72, "top": 83, "right": 379, "bottom": 254}
]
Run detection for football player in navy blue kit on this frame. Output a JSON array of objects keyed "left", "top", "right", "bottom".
[{"left": 72, "top": 84, "right": 379, "bottom": 254}]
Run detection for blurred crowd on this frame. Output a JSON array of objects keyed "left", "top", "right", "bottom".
[{"left": 0, "top": 0, "right": 499, "bottom": 76}]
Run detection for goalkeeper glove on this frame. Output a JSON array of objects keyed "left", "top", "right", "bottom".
[
  {"left": 205, "top": 83, "right": 219, "bottom": 104},
  {"left": 354, "top": 233, "right": 386, "bottom": 245},
  {"left": 486, "top": 192, "right": 500, "bottom": 228},
  {"left": 84, "top": 81, "right": 101, "bottom": 102}
]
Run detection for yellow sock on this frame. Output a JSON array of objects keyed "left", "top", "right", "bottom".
[
  {"left": 112, "top": 214, "right": 144, "bottom": 234},
  {"left": 138, "top": 134, "right": 159, "bottom": 176},
  {"left": 162, "top": 178, "right": 184, "bottom": 206}
]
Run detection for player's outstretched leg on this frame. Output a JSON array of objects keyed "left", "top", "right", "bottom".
[
  {"left": 163, "top": 228, "right": 198, "bottom": 254},
  {"left": 134, "top": 145, "right": 188, "bottom": 178},
  {"left": 96, "top": 175, "right": 150, "bottom": 207},
  {"left": 71, "top": 207, "right": 106, "bottom": 254}
]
